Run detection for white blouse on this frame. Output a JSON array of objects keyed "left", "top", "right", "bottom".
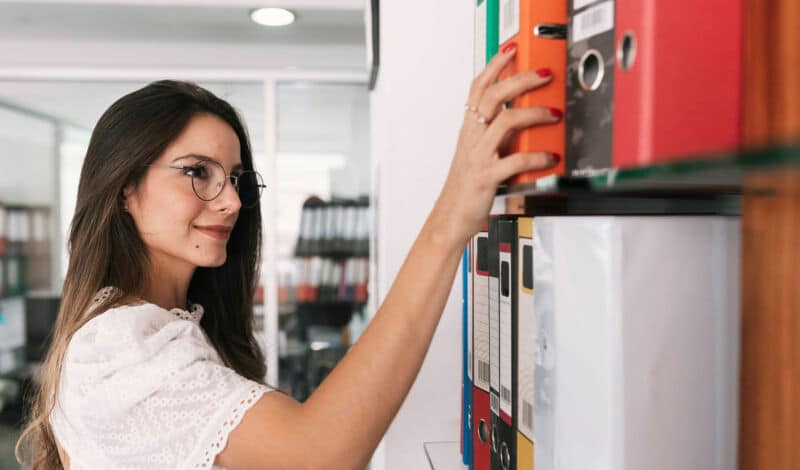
[{"left": 49, "top": 287, "right": 272, "bottom": 469}]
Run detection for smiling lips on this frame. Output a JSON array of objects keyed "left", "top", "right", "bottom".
[{"left": 195, "top": 225, "right": 233, "bottom": 240}]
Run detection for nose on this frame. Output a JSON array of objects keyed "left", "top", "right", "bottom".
[{"left": 212, "top": 176, "right": 242, "bottom": 214}]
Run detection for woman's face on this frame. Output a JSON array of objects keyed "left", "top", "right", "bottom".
[{"left": 124, "top": 112, "right": 243, "bottom": 270}]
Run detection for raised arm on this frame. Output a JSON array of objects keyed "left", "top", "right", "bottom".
[{"left": 216, "top": 45, "right": 560, "bottom": 470}]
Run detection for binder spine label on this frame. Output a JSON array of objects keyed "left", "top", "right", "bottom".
[
  {"left": 344, "top": 206, "right": 357, "bottom": 240},
  {"left": 573, "top": 0, "right": 602, "bottom": 12},
  {"left": 475, "top": 0, "right": 488, "bottom": 76},
  {"left": 499, "top": 250, "right": 513, "bottom": 418},
  {"left": 311, "top": 207, "right": 322, "bottom": 240},
  {"left": 571, "top": 1, "right": 615, "bottom": 44},
  {"left": 499, "top": 0, "right": 520, "bottom": 45},
  {"left": 491, "top": 391, "right": 500, "bottom": 415},
  {"left": 518, "top": 233, "right": 535, "bottom": 441},
  {"left": 490, "top": 276, "right": 500, "bottom": 392},
  {"left": 475, "top": 236, "right": 491, "bottom": 392}
]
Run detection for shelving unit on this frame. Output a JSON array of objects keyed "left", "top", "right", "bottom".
[
  {"left": 365, "top": 0, "right": 800, "bottom": 468},
  {"left": 424, "top": 441, "right": 467, "bottom": 470},
  {"left": 277, "top": 196, "right": 371, "bottom": 401},
  {"left": 435, "top": 140, "right": 800, "bottom": 468},
  {"left": 498, "top": 140, "right": 800, "bottom": 196},
  {"left": 0, "top": 202, "right": 55, "bottom": 422}
]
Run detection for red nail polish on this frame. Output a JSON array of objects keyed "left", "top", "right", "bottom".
[
  {"left": 501, "top": 42, "right": 517, "bottom": 54},
  {"left": 536, "top": 68, "right": 552, "bottom": 78},
  {"left": 550, "top": 108, "right": 563, "bottom": 118},
  {"left": 551, "top": 153, "right": 562, "bottom": 164}
]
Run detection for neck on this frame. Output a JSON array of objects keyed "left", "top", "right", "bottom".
[{"left": 141, "top": 249, "right": 195, "bottom": 311}]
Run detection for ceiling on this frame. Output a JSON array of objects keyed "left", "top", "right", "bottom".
[
  {"left": 0, "top": 0, "right": 368, "bottom": 71},
  {"left": 0, "top": 2, "right": 365, "bottom": 46},
  {"left": 0, "top": 0, "right": 371, "bottom": 153}
]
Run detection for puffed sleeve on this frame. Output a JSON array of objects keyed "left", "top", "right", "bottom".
[{"left": 49, "top": 303, "right": 272, "bottom": 469}]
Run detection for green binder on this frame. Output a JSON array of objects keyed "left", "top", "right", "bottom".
[
  {"left": 486, "top": 0, "right": 499, "bottom": 62},
  {"left": 475, "top": 0, "right": 499, "bottom": 74}
]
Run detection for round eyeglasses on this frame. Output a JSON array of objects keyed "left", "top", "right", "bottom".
[{"left": 146, "top": 158, "right": 266, "bottom": 209}]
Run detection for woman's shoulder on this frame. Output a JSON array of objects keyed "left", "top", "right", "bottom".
[
  {"left": 51, "top": 288, "right": 269, "bottom": 468},
  {"left": 50, "top": 295, "right": 271, "bottom": 468},
  {"left": 67, "top": 287, "right": 212, "bottom": 369}
]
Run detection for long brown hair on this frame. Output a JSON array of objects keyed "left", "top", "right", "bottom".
[{"left": 15, "top": 80, "right": 267, "bottom": 469}]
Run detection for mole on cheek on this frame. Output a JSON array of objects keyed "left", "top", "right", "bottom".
[{"left": 195, "top": 245, "right": 199, "bottom": 248}]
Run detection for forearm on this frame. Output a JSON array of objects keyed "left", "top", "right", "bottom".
[
  {"left": 300, "top": 203, "right": 468, "bottom": 469},
  {"left": 220, "top": 50, "right": 558, "bottom": 470}
]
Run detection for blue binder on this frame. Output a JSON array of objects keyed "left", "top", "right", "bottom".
[{"left": 462, "top": 248, "right": 474, "bottom": 468}]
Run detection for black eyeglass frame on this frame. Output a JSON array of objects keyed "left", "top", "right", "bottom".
[{"left": 145, "top": 159, "right": 266, "bottom": 209}]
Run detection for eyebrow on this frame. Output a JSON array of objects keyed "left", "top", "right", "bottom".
[{"left": 171, "top": 153, "right": 243, "bottom": 172}]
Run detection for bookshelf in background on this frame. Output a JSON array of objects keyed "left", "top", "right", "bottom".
[
  {"left": 277, "top": 196, "right": 371, "bottom": 401},
  {"left": 0, "top": 202, "right": 54, "bottom": 389}
]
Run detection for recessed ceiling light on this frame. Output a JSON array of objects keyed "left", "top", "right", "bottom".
[{"left": 250, "top": 7, "right": 295, "bottom": 27}]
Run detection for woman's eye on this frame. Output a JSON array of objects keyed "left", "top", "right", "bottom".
[{"left": 184, "top": 165, "right": 208, "bottom": 179}]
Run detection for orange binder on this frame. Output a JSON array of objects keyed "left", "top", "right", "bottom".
[{"left": 497, "top": 0, "right": 567, "bottom": 185}]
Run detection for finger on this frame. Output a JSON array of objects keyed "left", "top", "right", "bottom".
[
  {"left": 466, "top": 44, "right": 518, "bottom": 108},
  {"left": 477, "top": 107, "right": 562, "bottom": 156},
  {"left": 497, "top": 128, "right": 517, "bottom": 157},
  {"left": 477, "top": 69, "right": 554, "bottom": 122},
  {"left": 491, "top": 151, "right": 559, "bottom": 184}
]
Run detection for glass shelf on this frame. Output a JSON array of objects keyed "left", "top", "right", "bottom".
[
  {"left": 491, "top": 140, "right": 800, "bottom": 216},
  {"left": 497, "top": 140, "right": 800, "bottom": 197},
  {"left": 423, "top": 441, "right": 468, "bottom": 470}
]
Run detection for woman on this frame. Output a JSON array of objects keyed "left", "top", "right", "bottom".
[{"left": 16, "top": 44, "right": 558, "bottom": 469}]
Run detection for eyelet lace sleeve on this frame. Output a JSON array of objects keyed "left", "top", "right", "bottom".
[{"left": 49, "top": 301, "right": 272, "bottom": 470}]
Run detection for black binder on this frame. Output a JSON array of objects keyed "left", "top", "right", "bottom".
[
  {"left": 565, "top": 0, "right": 616, "bottom": 175},
  {"left": 488, "top": 217, "right": 502, "bottom": 470},
  {"left": 498, "top": 218, "right": 518, "bottom": 470}
]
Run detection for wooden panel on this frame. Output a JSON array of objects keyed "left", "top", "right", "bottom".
[
  {"left": 743, "top": 0, "right": 800, "bottom": 146},
  {"left": 739, "top": 168, "right": 800, "bottom": 470}
]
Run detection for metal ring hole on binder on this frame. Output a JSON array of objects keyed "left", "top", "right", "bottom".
[
  {"left": 618, "top": 31, "right": 638, "bottom": 71},
  {"left": 500, "top": 442, "right": 511, "bottom": 470},
  {"left": 578, "top": 49, "right": 605, "bottom": 91},
  {"left": 478, "top": 419, "right": 489, "bottom": 444},
  {"left": 491, "top": 423, "right": 498, "bottom": 453}
]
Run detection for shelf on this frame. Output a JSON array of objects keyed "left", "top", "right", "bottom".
[
  {"left": 423, "top": 441, "right": 467, "bottom": 470},
  {"left": 296, "top": 301, "right": 367, "bottom": 308},
  {"left": 0, "top": 293, "right": 27, "bottom": 302},
  {"left": 293, "top": 250, "right": 369, "bottom": 259},
  {"left": 497, "top": 140, "right": 800, "bottom": 212}
]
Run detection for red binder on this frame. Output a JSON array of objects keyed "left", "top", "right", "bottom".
[
  {"left": 472, "top": 224, "right": 491, "bottom": 470},
  {"left": 612, "top": 0, "right": 743, "bottom": 167}
]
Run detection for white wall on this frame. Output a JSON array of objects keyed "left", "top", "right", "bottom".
[
  {"left": 0, "top": 38, "right": 365, "bottom": 71},
  {"left": 0, "top": 109, "right": 56, "bottom": 206},
  {"left": 370, "top": 1, "right": 473, "bottom": 468},
  {"left": 330, "top": 88, "right": 370, "bottom": 199}
]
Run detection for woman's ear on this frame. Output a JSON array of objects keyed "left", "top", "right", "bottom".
[{"left": 121, "top": 184, "right": 136, "bottom": 212}]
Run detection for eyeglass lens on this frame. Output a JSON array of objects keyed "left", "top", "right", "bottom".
[{"left": 190, "top": 160, "right": 264, "bottom": 208}]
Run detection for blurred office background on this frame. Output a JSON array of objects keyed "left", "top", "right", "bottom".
[{"left": 0, "top": 1, "right": 376, "bottom": 467}]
